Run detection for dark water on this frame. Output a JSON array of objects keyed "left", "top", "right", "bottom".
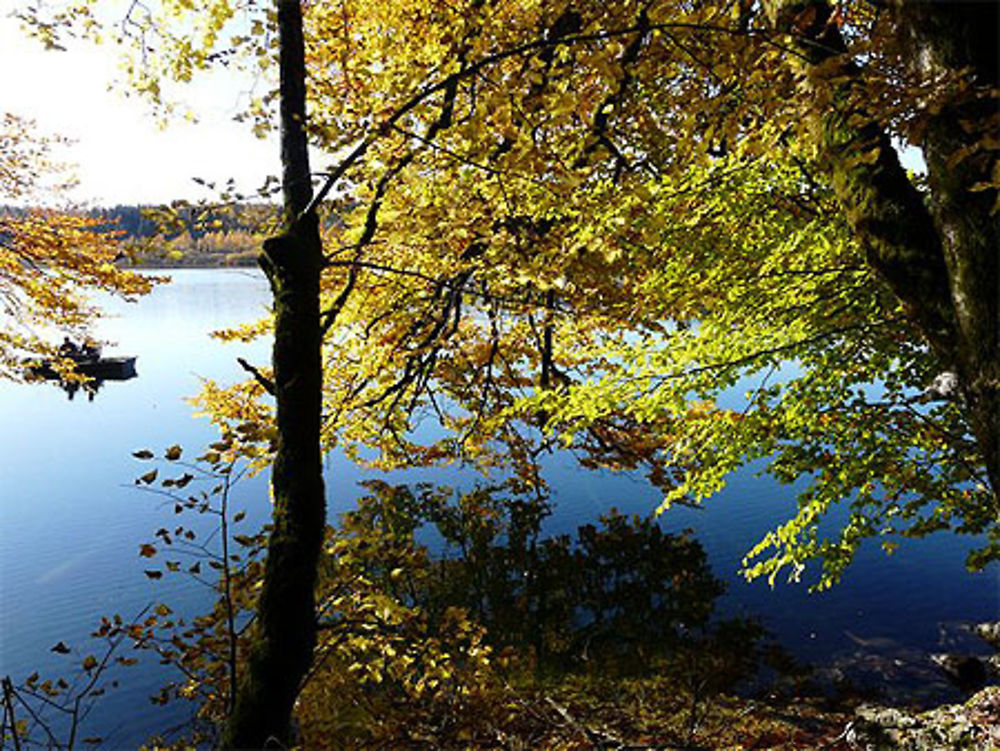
[{"left": 1, "top": 269, "right": 996, "bottom": 746}]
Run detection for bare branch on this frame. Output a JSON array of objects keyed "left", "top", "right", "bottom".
[{"left": 237, "top": 357, "right": 275, "bottom": 395}]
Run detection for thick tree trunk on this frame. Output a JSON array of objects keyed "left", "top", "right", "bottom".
[
  {"left": 768, "top": 0, "right": 1000, "bottom": 503},
  {"left": 894, "top": 0, "right": 1000, "bottom": 502},
  {"left": 222, "top": 0, "right": 326, "bottom": 747}
]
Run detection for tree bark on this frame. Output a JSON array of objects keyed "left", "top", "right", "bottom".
[
  {"left": 222, "top": 0, "right": 326, "bottom": 747},
  {"left": 894, "top": 0, "right": 1000, "bottom": 502},
  {"left": 768, "top": 0, "right": 1000, "bottom": 502}
]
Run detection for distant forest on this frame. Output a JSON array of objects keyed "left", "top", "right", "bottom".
[{"left": 2, "top": 203, "right": 278, "bottom": 267}]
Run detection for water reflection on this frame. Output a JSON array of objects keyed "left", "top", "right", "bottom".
[
  {"left": 26, "top": 355, "right": 138, "bottom": 401},
  {"left": 335, "top": 481, "right": 768, "bottom": 684},
  {"left": 327, "top": 482, "right": 999, "bottom": 709},
  {"left": 297, "top": 481, "right": 779, "bottom": 748}
]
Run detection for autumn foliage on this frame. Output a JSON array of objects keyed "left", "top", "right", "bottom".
[
  {"left": 0, "top": 112, "right": 155, "bottom": 378},
  {"left": 7, "top": 0, "right": 998, "bottom": 745}
]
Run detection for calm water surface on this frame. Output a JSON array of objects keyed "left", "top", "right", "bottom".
[{"left": 1, "top": 269, "right": 996, "bottom": 745}]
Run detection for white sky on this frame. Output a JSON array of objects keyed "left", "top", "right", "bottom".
[{"left": 0, "top": 8, "right": 279, "bottom": 206}]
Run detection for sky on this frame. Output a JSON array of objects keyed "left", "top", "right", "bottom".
[{"left": 0, "top": 8, "right": 278, "bottom": 206}]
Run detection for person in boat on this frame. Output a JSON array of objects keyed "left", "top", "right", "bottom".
[
  {"left": 80, "top": 338, "right": 102, "bottom": 360},
  {"left": 58, "top": 336, "right": 79, "bottom": 357}
]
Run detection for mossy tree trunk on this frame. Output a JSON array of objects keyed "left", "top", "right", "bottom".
[
  {"left": 769, "top": 0, "right": 999, "bottom": 503},
  {"left": 222, "top": 0, "right": 326, "bottom": 747}
]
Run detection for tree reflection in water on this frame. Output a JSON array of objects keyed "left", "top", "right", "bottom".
[{"left": 333, "top": 480, "right": 767, "bottom": 685}]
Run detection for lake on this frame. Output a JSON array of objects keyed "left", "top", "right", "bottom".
[{"left": 1, "top": 269, "right": 996, "bottom": 746}]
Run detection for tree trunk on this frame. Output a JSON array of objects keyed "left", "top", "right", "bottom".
[
  {"left": 222, "top": 0, "right": 326, "bottom": 747},
  {"left": 768, "top": 0, "right": 1000, "bottom": 503},
  {"left": 894, "top": 0, "right": 1000, "bottom": 502}
]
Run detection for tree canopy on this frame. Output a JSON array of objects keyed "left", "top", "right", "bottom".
[
  {"left": 26, "top": 0, "right": 996, "bottom": 586},
  {"left": 216, "top": 0, "right": 996, "bottom": 587}
]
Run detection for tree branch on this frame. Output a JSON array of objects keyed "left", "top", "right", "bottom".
[
  {"left": 236, "top": 357, "right": 275, "bottom": 395},
  {"left": 303, "top": 19, "right": 801, "bottom": 218}
]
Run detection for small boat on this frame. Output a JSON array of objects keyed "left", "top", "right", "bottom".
[{"left": 27, "top": 354, "right": 138, "bottom": 381}]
